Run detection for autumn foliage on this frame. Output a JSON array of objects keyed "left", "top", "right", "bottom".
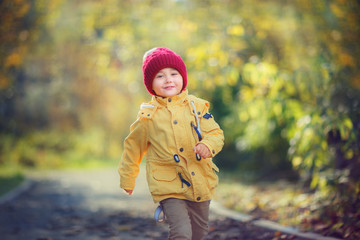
[{"left": 0, "top": 0, "right": 359, "bottom": 239}]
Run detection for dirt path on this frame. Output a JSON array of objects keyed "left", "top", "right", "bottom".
[{"left": 0, "top": 168, "right": 309, "bottom": 240}]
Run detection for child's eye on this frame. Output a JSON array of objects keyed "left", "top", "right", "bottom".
[
  {"left": 171, "top": 72, "right": 178, "bottom": 76},
  {"left": 156, "top": 74, "right": 164, "bottom": 78}
]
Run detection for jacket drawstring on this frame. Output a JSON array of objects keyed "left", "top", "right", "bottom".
[
  {"left": 190, "top": 101, "right": 201, "bottom": 136},
  {"left": 178, "top": 173, "right": 191, "bottom": 188},
  {"left": 191, "top": 101, "right": 202, "bottom": 160}
]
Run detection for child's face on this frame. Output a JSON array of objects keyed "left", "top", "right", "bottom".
[{"left": 152, "top": 68, "right": 183, "bottom": 97}]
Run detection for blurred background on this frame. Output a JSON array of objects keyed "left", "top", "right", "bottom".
[{"left": 0, "top": 0, "right": 359, "bottom": 238}]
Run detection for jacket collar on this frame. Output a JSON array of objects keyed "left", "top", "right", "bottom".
[{"left": 152, "top": 89, "right": 188, "bottom": 107}]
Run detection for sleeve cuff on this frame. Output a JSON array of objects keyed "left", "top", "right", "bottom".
[
  {"left": 120, "top": 178, "right": 135, "bottom": 190},
  {"left": 201, "top": 141, "right": 217, "bottom": 158}
]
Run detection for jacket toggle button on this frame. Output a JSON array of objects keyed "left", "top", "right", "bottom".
[
  {"left": 174, "top": 154, "right": 180, "bottom": 163},
  {"left": 197, "top": 197, "right": 201, "bottom": 201},
  {"left": 173, "top": 120, "right": 178, "bottom": 124},
  {"left": 168, "top": 98, "right": 172, "bottom": 102},
  {"left": 180, "top": 148, "right": 184, "bottom": 152},
  {"left": 191, "top": 172, "right": 195, "bottom": 176}
]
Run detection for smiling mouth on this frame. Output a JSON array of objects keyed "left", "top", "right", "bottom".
[{"left": 164, "top": 86, "right": 175, "bottom": 89}]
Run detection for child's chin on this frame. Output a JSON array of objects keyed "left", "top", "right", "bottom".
[{"left": 163, "top": 91, "right": 179, "bottom": 97}]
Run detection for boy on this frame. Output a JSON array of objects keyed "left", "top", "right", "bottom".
[{"left": 118, "top": 47, "right": 224, "bottom": 240}]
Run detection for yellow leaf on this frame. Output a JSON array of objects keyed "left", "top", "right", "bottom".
[
  {"left": 345, "top": 150, "right": 353, "bottom": 159},
  {"left": 330, "top": 3, "right": 345, "bottom": 18},
  {"left": 5, "top": 53, "right": 22, "bottom": 67},
  {"left": 343, "top": 118, "right": 353, "bottom": 129},
  {"left": 239, "top": 111, "right": 249, "bottom": 122},
  {"left": 272, "top": 102, "right": 282, "bottom": 116},
  {"left": 351, "top": 74, "right": 360, "bottom": 89},
  {"left": 0, "top": 75, "right": 11, "bottom": 89},
  {"left": 338, "top": 53, "right": 355, "bottom": 67},
  {"left": 227, "top": 25, "right": 244, "bottom": 36},
  {"left": 16, "top": 3, "right": 30, "bottom": 18},
  {"left": 292, "top": 157, "right": 302, "bottom": 168}
]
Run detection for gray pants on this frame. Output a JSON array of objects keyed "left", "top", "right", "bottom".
[{"left": 160, "top": 198, "right": 210, "bottom": 240}]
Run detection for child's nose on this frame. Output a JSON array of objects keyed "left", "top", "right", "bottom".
[{"left": 165, "top": 75, "right": 173, "bottom": 82}]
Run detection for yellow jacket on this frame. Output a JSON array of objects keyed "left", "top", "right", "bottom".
[{"left": 118, "top": 90, "right": 224, "bottom": 203}]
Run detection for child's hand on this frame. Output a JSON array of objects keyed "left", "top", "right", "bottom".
[
  {"left": 123, "top": 189, "right": 133, "bottom": 195},
  {"left": 193, "top": 143, "right": 211, "bottom": 159}
]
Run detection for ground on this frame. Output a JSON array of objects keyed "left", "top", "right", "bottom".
[{"left": 0, "top": 168, "right": 310, "bottom": 240}]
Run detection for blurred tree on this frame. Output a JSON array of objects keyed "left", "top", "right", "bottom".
[{"left": 0, "top": 0, "right": 38, "bottom": 134}]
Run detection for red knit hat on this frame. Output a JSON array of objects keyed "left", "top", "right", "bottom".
[{"left": 142, "top": 47, "right": 187, "bottom": 95}]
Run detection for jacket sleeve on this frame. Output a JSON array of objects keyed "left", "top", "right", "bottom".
[
  {"left": 199, "top": 101, "right": 224, "bottom": 158},
  {"left": 118, "top": 117, "right": 148, "bottom": 190}
]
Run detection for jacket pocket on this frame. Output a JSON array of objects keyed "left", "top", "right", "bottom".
[
  {"left": 153, "top": 169, "right": 177, "bottom": 182},
  {"left": 148, "top": 164, "right": 187, "bottom": 195},
  {"left": 205, "top": 161, "right": 219, "bottom": 190}
]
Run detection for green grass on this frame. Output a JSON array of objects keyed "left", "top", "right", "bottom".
[{"left": 0, "top": 168, "right": 25, "bottom": 197}]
